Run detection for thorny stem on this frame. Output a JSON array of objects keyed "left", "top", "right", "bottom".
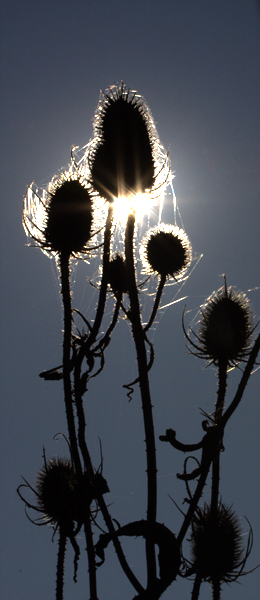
[
  {"left": 84, "top": 516, "right": 98, "bottom": 600},
  {"left": 94, "top": 295, "right": 121, "bottom": 353},
  {"left": 74, "top": 334, "right": 144, "bottom": 597},
  {"left": 221, "top": 331, "right": 260, "bottom": 429},
  {"left": 177, "top": 460, "right": 210, "bottom": 547},
  {"left": 73, "top": 357, "right": 98, "bottom": 600},
  {"left": 211, "top": 361, "right": 227, "bottom": 522},
  {"left": 60, "top": 252, "right": 82, "bottom": 477},
  {"left": 191, "top": 572, "right": 202, "bottom": 600},
  {"left": 215, "top": 360, "right": 228, "bottom": 425},
  {"left": 125, "top": 212, "right": 157, "bottom": 594},
  {"left": 56, "top": 528, "right": 66, "bottom": 600},
  {"left": 84, "top": 203, "right": 113, "bottom": 349},
  {"left": 213, "top": 579, "right": 221, "bottom": 600},
  {"left": 144, "top": 275, "right": 166, "bottom": 333}
]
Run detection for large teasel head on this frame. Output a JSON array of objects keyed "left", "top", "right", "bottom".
[
  {"left": 140, "top": 224, "right": 192, "bottom": 281},
  {"left": 185, "top": 278, "right": 254, "bottom": 367},
  {"left": 189, "top": 502, "right": 252, "bottom": 585},
  {"left": 89, "top": 83, "right": 166, "bottom": 202}
]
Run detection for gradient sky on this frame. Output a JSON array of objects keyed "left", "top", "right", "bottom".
[{"left": 1, "top": 1, "right": 260, "bottom": 599}]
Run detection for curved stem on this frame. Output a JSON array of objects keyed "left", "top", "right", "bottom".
[
  {"left": 221, "top": 331, "right": 260, "bottom": 429},
  {"left": 94, "top": 295, "right": 121, "bottom": 352},
  {"left": 125, "top": 212, "right": 157, "bottom": 593},
  {"left": 144, "top": 275, "right": 166, "bottom": 333}
]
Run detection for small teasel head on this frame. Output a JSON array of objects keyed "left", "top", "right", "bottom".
[
  {"left": 108, "top": 254, "right": 128, "bottom": 296},
  {"left": 189, "top": 502, "right": 252, "bottom": 585},
  {"left": 193, "top": 279, "right": 254, "bottom": 367},
  {"left": 140, "top": 224, "right": 192, "bottom": 281},
  {"left": 89, "top": 83, "right": 167, "bottom": 202},
  {"left": 35, "top": 456, "right": 81, "bottom": 529}
]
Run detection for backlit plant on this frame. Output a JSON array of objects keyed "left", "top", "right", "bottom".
[{"left": 20, "top": 83, "right": 260, "bottom": 600}]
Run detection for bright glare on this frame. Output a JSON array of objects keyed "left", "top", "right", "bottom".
[{"left": 113, "top": 192, "right": 154, "bottom": 227}]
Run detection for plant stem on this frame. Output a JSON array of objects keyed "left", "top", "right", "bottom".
[
  {"left": 125, "top": 212, "right": 157, "bottom": 594},
  {"left": 212, "top": 579, "right": 221, "bottom": 600},
  {"left": 56, "top": 528, "right": 66, "bottom": 600},
  {"left": 74, "top": 346, "right": 144, "bottom": 597},
  {"left": 144, "top": 275, "right": 166, "bottom": 333},
  {"left": 60, "top": 252, "right": 82, "bottom": 476},
  {"left": 211, "top": 361, "right": 227, "bottom": 520},
  {"left": 86, "top": 203, "right": 113, "bottom": 348},
  {"left": 191, "top": 572, "right": 202, "bottom": 600}
]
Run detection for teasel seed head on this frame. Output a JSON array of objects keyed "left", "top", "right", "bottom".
[
  {"left": 189, "top": 502, "right": 252, "bottom": 585},
  {"left": 45, "top": 177, "right": 93, "bottom": 255},
  {"left": 108, "top": 254, "right": 128, "bottom": 295},
  {"left": 196, "top": 281, "right": 253, "bottom": 366},
  {"left": 140, "top": 224, "right": 192, "bottom": 280},
  {"left": 89, "top": 83, "right": 160, "bottom": 201},
  {"left": 35, "top": 456, "right": 81, "bottom": 528}
]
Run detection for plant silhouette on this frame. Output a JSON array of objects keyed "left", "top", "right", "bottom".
[{"left": 20, "top": 83, "right": 260, "bottom": 600}]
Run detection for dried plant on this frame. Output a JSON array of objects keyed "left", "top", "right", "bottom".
[{"left": 20, "top": 83, "right": 260, "bottom": 600}]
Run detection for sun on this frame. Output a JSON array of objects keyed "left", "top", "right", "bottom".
[{"left": 112, "top": 191, "right": 156, "bottom": 228}]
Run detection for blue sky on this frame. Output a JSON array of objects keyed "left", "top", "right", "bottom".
[{"left": 1, "top": 1, "right": 260, "bottom": 599}]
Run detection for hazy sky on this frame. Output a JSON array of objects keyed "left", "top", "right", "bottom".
[{"left": 1, "top": 1, "right": 260, "bottom": 599}]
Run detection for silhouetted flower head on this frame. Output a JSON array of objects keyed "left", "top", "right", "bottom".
[
  {"left": 18, "top": 450, "right": 109, "bottom": 535},
  {"left": 192, "top": 281, "right": 253, "bottom": 366},
  {"left": 140, "top": 224, "right": 192, "bottom": 280},
  {"left": 189, "top": 502, "right": 252, "bottom": 584},
  {"left": 44, "top": 178, "right": 92, "bottom": 255},
  {"left": 35, "top": 456, "right": 82, "bottom": 529},
  {"left": 108, "top": 254, "right": 128, "bottom": 295},
  {"left": 89, "top": 83, "right": 168, "bottom": 202},
  {"left": 23, "top": 158, "right": 102, "bottom": 258}
]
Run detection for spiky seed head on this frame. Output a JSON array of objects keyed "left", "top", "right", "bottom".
[
  {"left": 198, "top": 285, "right": 253, "bottom": 366},
  {"left": 45, "top": 179, "right": 93, "bottom": 255},
  {"left": 108, "top": 254, "right": 128, "bottom": 295},
  {"left": 35, "top": 457, "right": 81, "bottom": 528},
  {"left": 140, "top": 224, "right": 192, "bottom": 280},
  {"left": 190, "top": 503, "right": 244, "bottom": 584},
  {"left": 90, "top": 84, "right": 156, "bottom": 201}
]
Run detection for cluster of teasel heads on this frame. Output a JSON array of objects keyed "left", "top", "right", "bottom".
[
  {"left": 21, "top": 82, "right": 258, "bottom": 598},
  {"left": 23, "top": 83, "right": 192, "bottom": 284}
]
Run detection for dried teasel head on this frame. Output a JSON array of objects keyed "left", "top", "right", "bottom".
[
  {"left": 189, "top": 502, "right": 253, "bottom": 585},
  {"left": 89, "top": 83, "right": 167, "bottom": 202},
  {"left": 108, "top": 254, "right": 128, "bottom": 296},
  {"left": 44, "top": 177, "right": 93, "bottom": 255},
  {"left": 140, "top": 224, "right": 192, "bottom": 281},
  {"left": 187, "top": 279, "right": 254, "bottom": 367},
  {"left": 23, "top": 155, "right": 103, "bottom": 259},
  {"left": 35, "top": 456, "right": 82, "bottom": 529}
]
